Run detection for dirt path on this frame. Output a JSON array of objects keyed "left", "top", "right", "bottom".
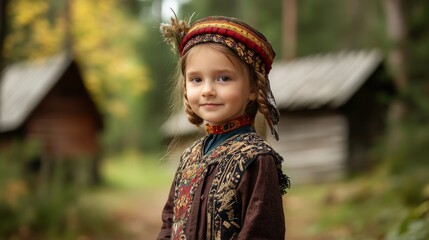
[
  {"left": 108, "top": 187, "right": 331, "bottom": 240},
  {"left": 107, "top": 190, "right": 168, "bottom": 239},
  {"left": 285, "top": 193, "right": 332, "bottom": 240}
]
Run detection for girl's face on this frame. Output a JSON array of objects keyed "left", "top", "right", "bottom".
[{"left": 185, "top": 44, "right": 256, "bottom": 126}]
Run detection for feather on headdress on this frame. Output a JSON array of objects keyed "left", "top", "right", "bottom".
[{"left": 160, "top": 11, "right": 194, "bottom": 53}]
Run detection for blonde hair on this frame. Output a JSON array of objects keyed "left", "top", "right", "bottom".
[{"left": 169, "top": 43, "right": 273, "bottom": 130}]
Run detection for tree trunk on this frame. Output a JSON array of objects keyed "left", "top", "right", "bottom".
[
  {"left": 383, "top": 0, "right": 407, "bottom": 89},
  {"left": 64, "top": 0, "right": 73, "bottom": 57},
  {"left": 346, "top": 0, "right": 363, "bottom": 48},
  {"left": 383, "top": 0, "right": 408, "bottom": 151},
  {"left": 282, "top": 0, "right": 297, "bottom": 60},
  {"left": 0, "top": 0, "right": 8, "bottom": 123}
]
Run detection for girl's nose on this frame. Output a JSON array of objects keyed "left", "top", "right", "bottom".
[{"left": 202, "top": 81, "right": 216, "bottom": 97}]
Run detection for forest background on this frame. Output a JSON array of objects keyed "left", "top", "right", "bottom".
[{"left": 0, "top": 0, "right": 428, "bottom": 239}]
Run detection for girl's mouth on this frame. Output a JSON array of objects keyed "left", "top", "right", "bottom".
[{"left": 201, "top": 103, "right": 222, "bottom": 108}]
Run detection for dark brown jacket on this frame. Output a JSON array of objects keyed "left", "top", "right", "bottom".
[{"left": 157, "top": 155, "right": 285, "bottom": 239}]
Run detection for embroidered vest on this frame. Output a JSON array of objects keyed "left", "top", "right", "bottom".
[{"left": 172, "top": 132, "right": 288, "bottom": 240}]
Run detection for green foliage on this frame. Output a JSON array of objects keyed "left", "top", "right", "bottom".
[
  {"left": 298, "top": 0, "right": 386, "bottom": 56},
  {"left": 405, "top": 0, "right": 429, "bottom": 82},
  {"left": 135, "top": 23, "right": 176, "bottom": 152},
  {"left": 387, "top": 168, "right": 429, "bottom": 239},
  {"left": 377, "top": 120, "right": 429, "bottom": 238},
  {"left": 0, "top": 140, "right": 117, "bottom": 239},
  {"left": 386, "top": 202, "right": 429, "bottom": 240},
  {"left": 102, "top": 151, "right": 173, "bottom": 191},
  {"left": 377, "top": 2, "right": 429, "bottom": 238},
  {"left": 298, "top": 166, "right": 429, "bottom": 239},
  {"left": 317, "top": 177, "right": 402, "bottom": 238},
  {"left": 0, "top": 139, "right": 41, "bottom": 236}
]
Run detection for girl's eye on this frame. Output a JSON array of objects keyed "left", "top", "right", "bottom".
[
  {"left": 190, "top": 77, "right": 202, "bottom": 83},
  {"left": 217, "top": 76, "right": 231, "bottom": 82}
]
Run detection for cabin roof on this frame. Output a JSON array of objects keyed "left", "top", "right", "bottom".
[
  {"left": 270, "top": 49, "right": 382, "bottom": 110},
  {"left": 1, "top": 53, "right": 76, "bottom": 132}
]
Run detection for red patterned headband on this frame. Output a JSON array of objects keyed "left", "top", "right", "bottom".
[{"left": 179, "top": 16, "right": 276, "bottom": 74}]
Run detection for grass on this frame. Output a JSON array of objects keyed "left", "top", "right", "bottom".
[
  {"left": 101, "top": 151, "right": 174, "bottom": 191},
  {"left": 80, "top": 150, "right": 175, "bottom": 214},
  {"left": 0, "top": 149, "right": 173, "bottom": 239},
  {"left": 285, "top": 165, "right": 429, "bottom": 240},
  {"left": 73, "top": 151, "right": 176, "bottom": 239}
]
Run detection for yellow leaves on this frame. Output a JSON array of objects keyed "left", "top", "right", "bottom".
[
  {"left": 105, "top": 57, "right": 151, "bottom": 96},
  {"left": 10, "top": 0, "right": 49, "bottom": 27},
  {"left": 3, "top": 31, "right": 24, "bottom": 53},
  {"left": 1, "top": 180, "right": 28, "bottom": 208},
  {"left": 5, "top": 0, "right": 63, "bottom": 60},
  {"left": 70, "top": 0, "right": 151, "bottom": 109},
  {"left": 109, "top": 99, "right": 129, "bottom": 119},
  {"left": 28, "top": 19, "right": 64, "bottom": 58}
]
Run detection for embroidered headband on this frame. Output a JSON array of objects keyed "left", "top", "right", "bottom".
[{"left": 161, "top": 14, "right": 280, "bottom": 140}]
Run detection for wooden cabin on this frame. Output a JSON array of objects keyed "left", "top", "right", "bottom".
[
  {"left": 267, "top": 50, "right": 393, "bottom": 183},
  {"left": 161, "top": 50, "right": 393, "bottom": 184},
  {"left": 0, "top": 53, "right": 103, "bottom": 182}
]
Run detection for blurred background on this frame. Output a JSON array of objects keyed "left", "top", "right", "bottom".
[{"left": 0, "top": 0, "right": 428, "bottom": 239}]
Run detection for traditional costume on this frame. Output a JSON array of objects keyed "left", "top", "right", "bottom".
[{"left": 158, "top": 15, "right": 290, "bottom": 240}]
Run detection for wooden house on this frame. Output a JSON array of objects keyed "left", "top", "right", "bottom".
[
  {"left": 267, "top": 50, "right": 393, "bottom": 183},
  {"left": 161, "top": 50, "right": 393, "bottom": 184},
  {"left": 0, "top": 53, "right": 103, "bottom": 182}
]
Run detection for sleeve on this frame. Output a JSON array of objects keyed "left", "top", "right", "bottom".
[
  {"left": 157, "top": 180, "right": 175, "bottom": 239},
  {"left": 237, "top": 155, "right": 286, "bottom": 240}
]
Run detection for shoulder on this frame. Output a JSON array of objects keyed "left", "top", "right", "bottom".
[
  {"left": 213, "top": 132, "right": 282, "bottom": 172},
  {"left": 181, "top": 135, "right": 206, "bottom": 157},
  {"left": 238, "top": 133, "right": 290, "bottom": 194},
  {"left": 234, "top": 132, "right": 274, "bottom": 150},
  {"left": 234, "top": 132, "right": 280, "bottom": 165}
]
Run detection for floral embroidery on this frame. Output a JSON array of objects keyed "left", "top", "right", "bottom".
[
  {"left": 172, "top": 139, "right": 213, "bottom": 239},
  {"left": 205, "top": 115, "right": 252, "bottom": 134}
]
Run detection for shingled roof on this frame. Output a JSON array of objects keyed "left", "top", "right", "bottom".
[
  {"left": 0, "top": 53, "right": 71, "bottom": 132},
  {"left": 270, "top": 49, "right": 383, "bottom": 109}
]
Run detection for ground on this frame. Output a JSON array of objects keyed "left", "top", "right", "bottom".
[
  {"left": 88, "top": 154, "right": 334, "bottom": 239},
  {"left": 98, "top": 183, "right": 344, "bottom": 239},
  {"left": 82, "top": 153, "right": 421, "bottom": 240}
]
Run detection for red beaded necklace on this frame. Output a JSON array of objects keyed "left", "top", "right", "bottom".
[{"left": 205, "top": 115, "right": 252, "bottom": 134}]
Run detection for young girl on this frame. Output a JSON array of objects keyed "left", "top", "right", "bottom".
[{"left": 158, "top": 15, "right": 290, "bottom": 239}]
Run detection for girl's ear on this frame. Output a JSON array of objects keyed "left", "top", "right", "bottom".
[{"left": 249, "top": 90, "right": 257, "bottom": 101}]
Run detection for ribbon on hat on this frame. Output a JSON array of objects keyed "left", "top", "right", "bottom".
[{"left": 266, "top": 82, "right": 280, "bottom": 140}]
